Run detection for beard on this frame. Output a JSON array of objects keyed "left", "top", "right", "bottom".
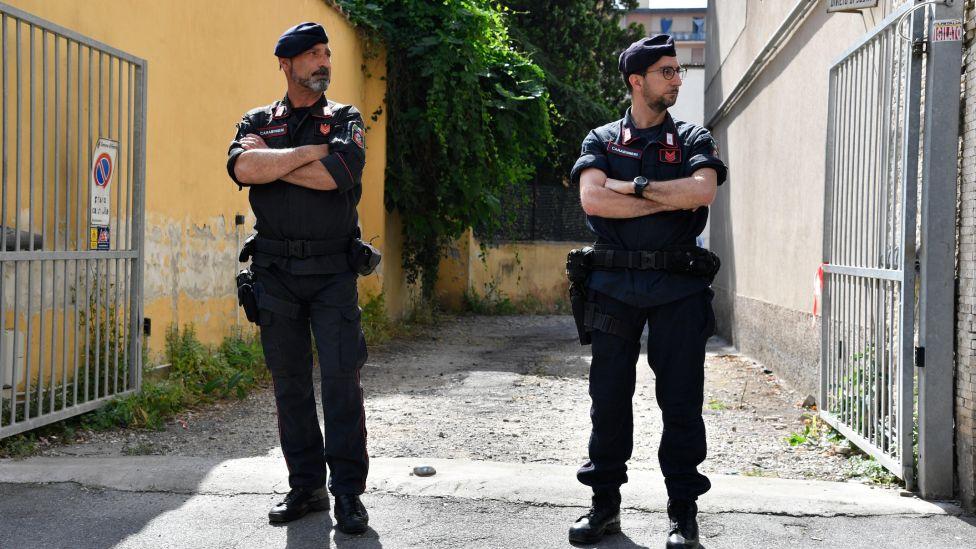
[
  {"left": 642, "top": 86, "right": 678, "bottom": 113},
  {"left": 294, "top": 67, "right": 330, "bottom": 93}
]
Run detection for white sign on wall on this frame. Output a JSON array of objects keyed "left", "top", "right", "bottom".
[
  {"left": 89, "top": 138, "right": 118, "bottom": 228},
  {"left": 827, "top": 0, "right": 879, "bottom": 13}
]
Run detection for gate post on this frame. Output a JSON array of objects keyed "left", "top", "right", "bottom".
[{"left": 917, "top": 0, "right": 964, "bottom": 499}]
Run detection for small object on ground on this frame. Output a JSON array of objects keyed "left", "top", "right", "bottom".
[
  {"left": 801, "top": 395, "right": 817, "bottom": 409},
  {"left": 831, "top": 442, "right": 852, "bottom": 456},
  {"left": 899, "top": 490, "right": 916, "bottom": 498},
  {"left": 413, "top": 465, "right": 436, "bottom": 477}
]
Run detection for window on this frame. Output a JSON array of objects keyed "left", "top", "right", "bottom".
[
  {"left": 660, "top": 18, "right": 672, "bottom": 35},
  {"left": 692, "top": 17, "right": 705, "bottom": 38}
]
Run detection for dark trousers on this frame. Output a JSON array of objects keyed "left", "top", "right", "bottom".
[
  {"left": 577, "top": 288, "right": 714, "bottom": 501},
  {"left": 252, "top": 265, "right": 368, "bottom": 495}
]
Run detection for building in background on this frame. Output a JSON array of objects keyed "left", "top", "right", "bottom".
[{"left": 623, "top": 0, "right": 706, "bottom": 125}]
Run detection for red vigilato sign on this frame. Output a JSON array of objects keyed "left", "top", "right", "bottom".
[{"left": 933, "top": 19, "right": 963, "bottom": 42}]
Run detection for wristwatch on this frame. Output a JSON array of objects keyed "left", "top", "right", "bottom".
[{"left": 633, "top": 176, "right": 649, "bottom": 198}]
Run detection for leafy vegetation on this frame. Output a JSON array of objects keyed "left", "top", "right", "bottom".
[{"left": 337, "top": 0, "right": 553, "bottom": 296}]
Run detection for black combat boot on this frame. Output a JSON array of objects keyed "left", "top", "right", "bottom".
[
  {"left": 666, "top": 498, "right": 701, "bottom": 548},
  {"left": 568, "top": 490, "right": 622, "bottom": 544},
  {"left": 268, "top": 486, "right": 330, "bottom": 523},
  {"left": 334, "top": 494, "right": 370, "bottom": 534}
]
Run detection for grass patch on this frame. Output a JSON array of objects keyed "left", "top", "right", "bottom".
[
  {"left": 81, "top": 325, "right": 267, "bottom": 431},
  {"left": 707, "top": 399, "right": 727, "bottom": 411},
  {"left": 847, "top": 454, "right": 898, "bottom": 485},
  {"left": 0, "top": 325, "right": 267, "bottom": 457},
  {"left": 785, "top": 413, "right": 843, "bottom": 447},
  {"left": 360, "top": 293, "right": 439, "bottom": 345}
]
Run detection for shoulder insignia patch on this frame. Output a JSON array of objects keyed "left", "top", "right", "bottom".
[
  {"left": 352, "top": 124, "right": 365, "bottom": 149},
  {"left": 319, "top": 123, "right": 331, "bottom": 136}
]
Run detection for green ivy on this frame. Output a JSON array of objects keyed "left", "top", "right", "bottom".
[{"left": 337, "top": 0, "right": 553, "bottom": 295}]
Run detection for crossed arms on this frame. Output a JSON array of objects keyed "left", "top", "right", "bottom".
[
  {"left": 232, "top": 134, "right": 339, "bottom": 191},
  {"left": 578, "top": 167, "right": 718, "bottom": 219}
]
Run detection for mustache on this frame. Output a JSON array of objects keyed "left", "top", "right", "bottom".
[{"left": 313, "top": 68, "right": 330, "bottom": 77}]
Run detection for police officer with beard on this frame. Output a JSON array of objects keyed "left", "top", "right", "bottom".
[
  {"left": 566, "top": 35, "right": 727, "bottom": 548},
  {"left": 226, "top": 22, "right": 370, "bottom": 533}
]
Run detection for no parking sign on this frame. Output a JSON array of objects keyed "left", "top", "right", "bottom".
[{"left": 89, "top": 138, "right": 118, "bottom": 228}]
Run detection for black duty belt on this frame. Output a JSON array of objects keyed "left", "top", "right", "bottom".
[
  {"left": 253, "top": 236, "right": 350, "bottom": 259},
  {"left": 588, "top": 248, "right": 672, "bottom": 270},
  {"left": 587, "top": 244, "right": 721, "bottom": 279}
]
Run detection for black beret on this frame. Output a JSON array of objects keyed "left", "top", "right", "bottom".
[
  {"left": 618, "top": 34, "right": 677, "bottom": 75},
  {"left": 274, "top": 22, "right": 329, "bottom": 58}
]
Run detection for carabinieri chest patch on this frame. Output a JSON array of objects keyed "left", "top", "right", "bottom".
[
  {"left": 257, "top": 124, "right": 288, "bottom": 138},
  {"left": 607, "top": 142, "right": 642, "bottom": 159}
]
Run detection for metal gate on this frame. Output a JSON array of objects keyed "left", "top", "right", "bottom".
[
  {"left": 820, "top": 2, "right": 923, "bottom": 487},
  {"left": 0, "top": 3, "right": 146, "bottom": 439}
]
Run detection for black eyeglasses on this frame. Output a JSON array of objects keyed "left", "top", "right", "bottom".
[{"left": 645, "top": 66, "right": 687, "bottom": 80}]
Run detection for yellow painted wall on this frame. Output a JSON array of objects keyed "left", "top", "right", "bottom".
[
  {"left": 435, "top": 231, "right": 588, "bottom": 312},
  {"left": 5, "top": 0, "right": 397, "bottom": 362}
]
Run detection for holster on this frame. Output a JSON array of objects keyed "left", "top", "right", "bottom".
[
  {"left": 239, "top": 233, "right": 256, "bottom": 263},
  {"left": 236, "top": 268, "right": 259, "bottom": 324},
  {"left": 566, "top": 247, "right": 593, "bottom": 345}
]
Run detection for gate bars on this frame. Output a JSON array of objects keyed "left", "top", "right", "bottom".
[{"left": 0, "top": 2, "right": 146, "bottom": 439}]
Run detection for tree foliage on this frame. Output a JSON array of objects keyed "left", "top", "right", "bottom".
[
  {"left": 500, "top": 0, "right": 644, "bottom": 187},
  {"left": 336, "top": 0, "right": 552, "bottom": 295}
]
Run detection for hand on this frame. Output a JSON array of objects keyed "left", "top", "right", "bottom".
[{"left": 240, "top": 134, "right": 269, "bottom": 150}]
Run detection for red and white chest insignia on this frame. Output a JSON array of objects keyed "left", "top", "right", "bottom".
[{"left": 659, "top": 148, "right": 682, "bottom": 164}]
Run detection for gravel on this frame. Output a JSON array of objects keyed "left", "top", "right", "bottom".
[{"left": 34, "top": 315, "right": 865, "bottom": 483}]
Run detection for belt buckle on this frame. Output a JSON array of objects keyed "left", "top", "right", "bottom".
[
  {"left": 642, "top": 251, "right": 665, "bottom": 270},
  {"left": 288, "top": 239, "right": 307, "bottom": 259}
]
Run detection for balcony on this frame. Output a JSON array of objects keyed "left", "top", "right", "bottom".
[{"left": 668, "top": 31, "right": 706, "bottom": 41}]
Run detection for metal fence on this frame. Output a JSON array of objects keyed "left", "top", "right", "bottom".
[
  {"left": 819, "top": 2, "right": 922, "bottom": 487},
  {"left": 0, "top": 3, "right": 146, "bottom": 439}
]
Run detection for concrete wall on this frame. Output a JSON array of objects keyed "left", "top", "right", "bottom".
[
  {"left": 435, "top": 231, "right": 587, "bottom": 312},
  {"left": 6, "top": 0, "right": 398, "bottom": 359},
  {"left": 704, "top": 0, "right": 908, "bottom": 396}
]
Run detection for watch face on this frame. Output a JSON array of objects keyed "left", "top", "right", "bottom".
[{"left": 634, "top": 176, "right": 648, "bottom": 185}]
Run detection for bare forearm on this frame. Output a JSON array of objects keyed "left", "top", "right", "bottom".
[
  {"left": 281, "top": 160, "right": 338, "bottom": 191},
  {"left": 641, "top": 170, "right": 717, "bottom": 209},
  {"left": 581, "top": 178, "right": 675, "bottom": 218},
  {"left": 234, "top": 145, "right": 325, "bottom": 185}
]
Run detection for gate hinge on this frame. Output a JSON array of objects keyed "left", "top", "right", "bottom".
[
  {"left": 915, "top": 346, "right": 925, "bottom": 368},
  {"left": 912, "top": 38, "right": 927, "bottom": 57}
]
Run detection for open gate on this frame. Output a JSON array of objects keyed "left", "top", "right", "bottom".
[{"left": 819, "top": 2, "right": 922, "bottom": 487}]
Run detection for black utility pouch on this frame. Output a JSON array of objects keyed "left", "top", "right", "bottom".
[
  {"left": 348, "top": 238, "right": 382, "bottom": 276},
  {"left": 236, "top": 268, "right": 259, "bottom": 323}
]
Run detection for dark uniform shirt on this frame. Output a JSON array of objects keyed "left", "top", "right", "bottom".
[
  {"left": 227, "top": 94, "right": 366, "bottom": 274},
  {"left": 570, "top": 108, "right": 728, "bottom": 307}
]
